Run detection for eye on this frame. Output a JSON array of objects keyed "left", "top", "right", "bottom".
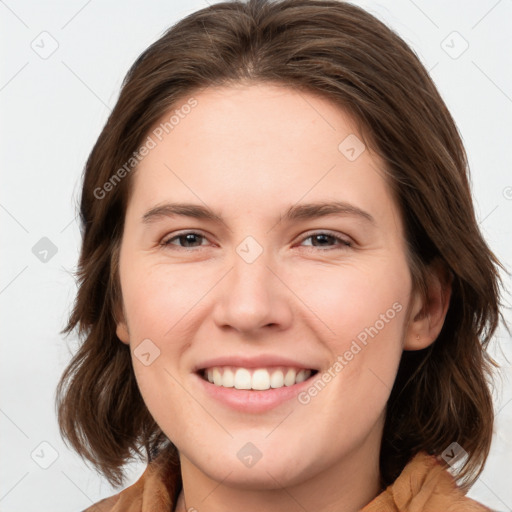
[
  {"left": 298, "top": 231, "right": 352, "bottom": 250},
  {"left": 160, "top": 230, "right": 352, "bottom": 251},
  {"left": 161, "top": 231, "right": 210, "bottom": 249}
]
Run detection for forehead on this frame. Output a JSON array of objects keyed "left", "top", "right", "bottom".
[
  {"left": 128, "top": 83, "right": 398, "bottom": 229},
  {"left": 162, "top": 82, "right": 365, "bottom": 149}
]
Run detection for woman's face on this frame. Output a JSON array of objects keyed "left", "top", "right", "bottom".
[{"left": 116, "top": 83, "right": 419, "bottom": 489}]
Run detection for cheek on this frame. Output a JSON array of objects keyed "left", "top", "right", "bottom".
[
  {"left": 120, "top": 262, "right": 212, "bottom": 424},
  {"left": 295, "top": 258, "right": 410, "bottom": 348},
  {"left": 294, "top": 258, "right": 409, "bottom": 408},
  {"left": 121, "top": 261, "right": 208, "bottom": 340}
]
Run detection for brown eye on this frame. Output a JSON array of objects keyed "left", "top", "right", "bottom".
[
  {"left": 162, "top": 232, "right": 208, "bottom": 249},
  {"left": 299, "top": 232, "right": 352, "bottom": 249}
]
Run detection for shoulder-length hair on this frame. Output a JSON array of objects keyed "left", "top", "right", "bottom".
[{"left": 56, "top": 0, "right": 508, "bottom": 491}]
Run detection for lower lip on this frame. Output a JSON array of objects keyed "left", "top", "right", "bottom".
[{"left": 193, "top": 372, "right": 316, "bottom": 413}]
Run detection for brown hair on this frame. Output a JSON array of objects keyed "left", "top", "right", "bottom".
[{"left": 56, "top": 0, "right": 508, "bottom": 492}]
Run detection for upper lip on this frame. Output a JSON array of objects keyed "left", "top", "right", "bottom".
[{"left": 193, "top": 355, "right": 318, "bottom": 372}]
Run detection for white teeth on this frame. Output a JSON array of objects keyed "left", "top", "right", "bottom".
[
  {"left": 284, "top": 368, "right": 296, "bottom": 386},
  {"left": 203, "top": 366, "right": 312, "bottom": 390},
  {"left": 270, "top": 370, "right": 284, "bottom": 388},
  {"left": 252, "top": 369, "right": 270, "bottom": 390},
  {"left": 222, "top": 368, "right": 234, "bottom": 388},
  {"left": 234, "top": 368, "right": 252, "bottom": 390},
  {"left": 213, "top": 368, "right": 222, "bottom": 386},
  {"left": 296, "top": 369, "right": 308, "bottom": 383}
]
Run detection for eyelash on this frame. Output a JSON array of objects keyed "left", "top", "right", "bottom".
[{"left": 160, "top": 230, "right": 353, "bottom": 251}]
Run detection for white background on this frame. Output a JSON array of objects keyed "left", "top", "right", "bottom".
[{"left": 1, "top": 0, "right": 511, "bottom": 510}]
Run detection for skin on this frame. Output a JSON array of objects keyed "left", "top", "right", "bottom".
[{"left": 116, "top": 82, "right": 451, "bottom": 512}]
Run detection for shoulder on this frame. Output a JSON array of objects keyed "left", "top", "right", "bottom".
[
  {"left": 362, "top": 451, "right": 493, "bottom": 511},
  {"left": 79, "top": 449, "right": 179, "bottom": 512},
  {"left": 81, "top": 493, "right": 120, "bottom": 512},
  {"left": 403, "top": 452, "right": 493, "bottom": 511}
]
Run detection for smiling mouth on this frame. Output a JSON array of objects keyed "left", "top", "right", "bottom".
[{"left": 198, "top": 366, "right": 319, "bottom": 390}]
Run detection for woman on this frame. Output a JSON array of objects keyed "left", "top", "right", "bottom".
[{"left": 56, "top": 1, "right": 507, "bottom": 510}]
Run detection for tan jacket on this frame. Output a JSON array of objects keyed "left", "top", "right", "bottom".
[{"left": 85, "top": 450, "right": 492, "bottom": 511}]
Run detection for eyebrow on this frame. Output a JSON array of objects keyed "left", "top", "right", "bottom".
[{"left": 141, "top": 201, "right": 375, "bottom": 226}]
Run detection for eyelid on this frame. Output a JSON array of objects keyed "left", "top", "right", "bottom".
[
  {"left": 297, "top": 230, "right": 353, "bottom": 248},
  {"left": 160, "top": 229, "right": 211, "bottom": 248},
  {"left": 160, "top": 229, "right": 353, "bottom": 250}
]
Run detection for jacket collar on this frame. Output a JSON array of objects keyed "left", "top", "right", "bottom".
[{"left": 87, "top": 449, "right": 491, "bottom": 511}]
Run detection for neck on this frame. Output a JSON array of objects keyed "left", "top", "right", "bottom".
[{"left": 176, "top": 417, "right": 384, "bottom": 512}]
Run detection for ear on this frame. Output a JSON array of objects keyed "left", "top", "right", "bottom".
[
  {"left": 404, "top": 258, "right": 453, "bottom": 350},
  {"left": 114, "top": 301, "right": 130, "bottom": 345}
]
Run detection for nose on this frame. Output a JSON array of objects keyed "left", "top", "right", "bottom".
[{"left": 211, "top": 251, "right": 293, "bottom": 335}]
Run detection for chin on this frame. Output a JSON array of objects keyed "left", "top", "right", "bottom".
[
  {"left": 208, "top": 459, "right": 313, "bottom": 490},
  {"left": 181, "top": 440, "right": 320, "bottom": 489}
]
